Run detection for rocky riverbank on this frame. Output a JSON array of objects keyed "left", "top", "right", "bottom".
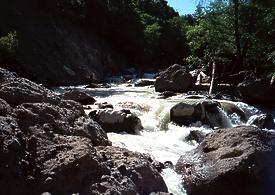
[{"left": 0, "top": 68, "right": 168, "bottom": 194}]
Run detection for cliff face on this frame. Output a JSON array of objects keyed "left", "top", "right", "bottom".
[{"left": 0, "top": 0, "right": 124, "bottom": 85}]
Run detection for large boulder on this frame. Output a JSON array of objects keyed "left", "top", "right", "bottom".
[
  {"left": 61, "top": 90, "right": 96, "bottom": 105},
  {"left": 92, "top": 146, "right": 168, "bottom": 195},
  {"left": 237, "top": 80, "right": 275, "bottom": 106},
  {"left": 155, "top": 64, "right": 193, "bottom": 92},
  {"left": 176, "top": 126, "right": 275, "bottom": 195},
  {"left": 170, "top": 100, "right": 231, "bottom": 128},
  {"left": 89, "top": 109, "right": 143, "bottom": 134}
]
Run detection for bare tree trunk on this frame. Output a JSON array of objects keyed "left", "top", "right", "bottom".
[
  {"left": 209, "top": 61, "right": 216, "bottom": 95},
  {"left": 233, "top": 0, "right": 242, "bottom": 71}
]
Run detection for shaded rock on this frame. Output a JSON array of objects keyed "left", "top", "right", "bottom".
[
  {"left": 0, "top": 116, "right": 26, "bottom": 195},
  {"left": 237, "top": 80, "right": 275, "bottom": 106},
  {"left": 61, "top": 90, "right": 96, "bottom": 105},
  {"left": 92, "top": 146, "right": 168, "bottom": 195},
  {"left": 0, "top": 98, "right": 12, "bottom": 116},
  {"left": 155, "top": 64, "right": 193, "bottom": 93},
  {"left": 89, "top": 109, "right": 143, "bottom": 134},
  {"left": 170, "top": 100, "right": 229, "bottom": 128},
  {"left": 249, "top": 114, "right": 275, "bottom": 129},
  {"left": 134, "top": 79, "right": 155, "bottom": 87},
  {"left": 176, "top": 126, "right": 275, "bottom": 195},
  {"left": 185, "top": 130, "right": 206, "bottom": 143},
  {"left": 97, "top": 102, "right": 114, "bottom": 109}
]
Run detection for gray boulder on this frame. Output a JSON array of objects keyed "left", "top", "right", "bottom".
[
  {"left": 176, "top": 126, "right": 275, "bottom": 195},
  {"left": 89, "top": 109, "right": 143, "bottom": 134},
  {"left": 170, "top": 100, "right": 230, "bottom": 128},
  {"left": 155, "top": 64, "right": 193, "bottom": 92},
  {"left": 134, "top": 79, "right": 155, "bottom": 87}
]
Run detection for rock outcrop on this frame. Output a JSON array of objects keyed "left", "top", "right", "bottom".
[
  {"left": 176, "top": 126, "right": 275, "bottom": 195},
  {"left": 155, "top": 64, "right": 193, "bottom": 92}
]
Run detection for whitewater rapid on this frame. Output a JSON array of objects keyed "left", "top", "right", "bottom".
[{"left": 54, "top": 79, "right": 275, "bottom": 195}]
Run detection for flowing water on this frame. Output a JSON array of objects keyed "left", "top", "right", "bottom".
[{"left": 54, "top": 78, "right": 275, "bottom": 195}]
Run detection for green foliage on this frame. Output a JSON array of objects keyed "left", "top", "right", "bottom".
[
  {"left": 0, "top": 31, "right": 18, "bottom": 55},
  {"left": 184, "top": 56, "right": 205, "bottom": 69}
]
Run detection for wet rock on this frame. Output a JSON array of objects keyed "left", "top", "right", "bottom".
[
  {"left": 157, "top": 91, "right": 177, "bottom": 99},
  {"left": 170, "top": 100, "right": 228, "bottom": 128},
  {"left": 89, "top": 109, "right": 143, "bottom": 134},
  {"left": 155, "top": 64, "right": 193, "bottom": 93},
  {"left": 93, "top": 146, "right": 168, "bottom": 194},
  {"left": 185, "top": 130, "right": 206, "bottom": 143},
  {"left": 176, "top": 126, "right": 275, "bottom": 195},
  {"left": 61, "top": 90, "right": 96, "bottom": 105},
  {"left": 249, "top": 114, "right": 275, "bottom": 129},
  {"left": 0, "top": 98, "right": 12, "bottom": 116},
  {"left": 134, "top": 79, "right": 155, "bottom": 87},
  {"left": 220, "top": 101, "right": 247, "bottom": 121},
  {"left": 237, "top": 80, "right": 275, "bottom": 106}
]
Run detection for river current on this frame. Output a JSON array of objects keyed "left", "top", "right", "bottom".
[{"left": 54, "top": 77, "right": 275, "bottom": 195}]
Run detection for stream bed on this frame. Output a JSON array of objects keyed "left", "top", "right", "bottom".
[{"left": 54, "top": 79, "right": 275, "bottom": 195}]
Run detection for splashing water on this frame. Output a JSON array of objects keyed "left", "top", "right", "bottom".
[{"left": 53, "top": 80, "right": 274, "bottom": 195}]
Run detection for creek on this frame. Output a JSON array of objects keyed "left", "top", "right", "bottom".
[{"left": 54, "top": 77, "right": 275, "bottom": 195}]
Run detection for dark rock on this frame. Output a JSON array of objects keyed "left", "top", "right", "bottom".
[
  {"left": 97, "top": 102, "right": 114, "bottom": 109},
  {"left": 0, "top": 116, "right": 26, "bottom": 195},
  {"left": 249, "top": 114, "right": 275, "bottom": 129},
  {"left": 176, "top": 126, "right": 275, "bottom": 195},
  {"left": 89, "top": 109, "right": 143, "bottom": 134},
  {"left": 237, "top": 80, "right": 275, "bottom": 106},
  {"left": 61, "top": 90, "right": 96, "bottom": 105},
  {"left": 0, "top": 72, "right": 59, "bottom": 107},
  {"left": 134, "top": 79, "right": 155, "bottom": 87},
  {"left": 0, "top": 98, "right": 12, "bottom": 116},
  {"left": 155, "top": 64, "right": 193, "bottom": 92},
  {"left": 93, "top": 146, "right": 168, "bottom": 195},
  {"left": 185, "top": 130, "right": 206, "bottom": 143},
  {"left": 170, "top": 100, "right": 229, "bottom": 128}
]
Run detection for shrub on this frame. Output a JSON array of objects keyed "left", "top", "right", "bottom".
[{"left": 0, "top": 31, "right": 18, "bottom": 55}]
